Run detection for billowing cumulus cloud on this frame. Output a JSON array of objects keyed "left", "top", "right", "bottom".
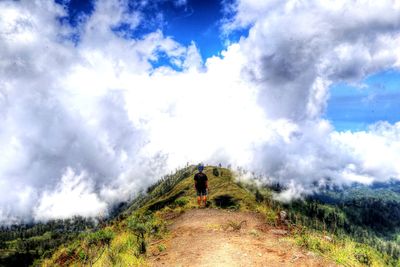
[
  {"left": 226, "top": 0, "right": 400, "bottom": 198},
  {"left": 0, "top": 0, "right": 400, "bottom": 223},
  {"left": 226, "top": 0, "right": 400, "bottom": 120}
]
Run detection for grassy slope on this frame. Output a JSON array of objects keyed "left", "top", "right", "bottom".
[{"left": 42, "top": 166, "right": 396, "bottom": 267}]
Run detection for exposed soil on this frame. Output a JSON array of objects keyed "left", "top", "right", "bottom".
[{"left": 147, "top": 208, "right": 337, "bottom": 267}]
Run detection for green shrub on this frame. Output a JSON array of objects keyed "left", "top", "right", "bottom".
[
  {"left": 86, "top": 229, "right": 114, "bottom": 247},
  {"left": 256, "top": 206, "right": 277, "bottom": 226},
  {"left": 255, "top": 189, "right": 264, "bottom": 203},
  {"left": 174, "top": 197, "right": 189, "bottom": 207},
  {"left": 213, "top": 168, "right": 220, "bottom": 177},
  {"left": 78, "top": 250, "right": 86, "bottom": 261},
  {"left": 79, "top": 229, "right": 114, "bottom": 265},
  {"left": 355, "top": 249, "right": 372, "bottom": 266},
  {"left": 158, "top": 244, "right": 166, "bottom": 252},
  {"left": 127, "top": 214, "right": 156, "bottom": 255}
]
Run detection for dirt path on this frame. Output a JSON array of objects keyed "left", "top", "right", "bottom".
[{"left": 147, "top": 209, "right": 336, "bottom": 267}]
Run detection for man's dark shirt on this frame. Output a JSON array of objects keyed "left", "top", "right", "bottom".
[{"left": 194, "top": 172, "right": 208, "bottom": 190}]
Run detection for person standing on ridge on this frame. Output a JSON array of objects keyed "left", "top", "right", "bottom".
[{"left": 194, "top": 164, "right": 208, "bottom": 207}]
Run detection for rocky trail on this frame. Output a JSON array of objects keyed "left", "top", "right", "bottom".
[{"left": 147, "top": 208, "right": 336, "bottom": 267}]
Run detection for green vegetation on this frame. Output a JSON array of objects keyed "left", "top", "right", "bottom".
[
  {"left": 293, "top": 229, "right": 387, "bottom": 266},
  {"left": 299, "top": 183, "right": 400, "bottom": 261},
  {"left": 79, "top": 229, "right": 114, "bottom": 266},
  {"left": 0, "top": 217, "right": 96, "bottom": 266},
  {"left": 174, "top": 196, "right": 189, "bottom": 207},
  {"left": 40, "top": 211, "right": 166, "bottom": 266},
  {"left": 127, "top": 213, "right": 164, "bottom": 256},
  {"left": 1, "top": 165, "right": 400, "bottom": 266}
]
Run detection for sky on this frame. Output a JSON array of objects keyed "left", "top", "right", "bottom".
[{"left": 1, "top": 0, "right": 400, "bottom": 224}]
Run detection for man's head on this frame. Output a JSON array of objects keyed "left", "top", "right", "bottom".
[{"left": 198, "top": 164, "right": 204, "bottom": 173}]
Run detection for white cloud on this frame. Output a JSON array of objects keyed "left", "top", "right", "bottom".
[
  {"left": 33, "top": 167, "right": 107, "bottom": 221},
  {"left": 221, "top": 0, "right": 400, "bottom": 198},
  {"left": 173, "top": 0, "right": 187, "bottom": 7},
  {"left": 228, "top": 0, "right": 400, "bottom": 121},
  {"left": 1, "top": 0, "right": 400, "bottom": 223},
  {"left": 332, "top": 122, "right": 400, "bottom": 182}
]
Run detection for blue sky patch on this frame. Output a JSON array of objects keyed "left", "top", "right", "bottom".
[{"left": 325, "top": 70, "right": 400, "bottom": 131}]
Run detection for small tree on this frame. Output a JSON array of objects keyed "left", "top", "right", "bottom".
[
  {"left": 213, "top": 168, "right": 219, "bottom": 177},
  {"left": 127, "top": 214, "right": 153, "bottom": 255},
  {"left": 255, "top": 189, "right": 264, "bottom": 203},
  {"left": 81, "top": 229, "right": 114, "bottom": 267}
]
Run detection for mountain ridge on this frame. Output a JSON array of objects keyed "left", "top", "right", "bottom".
[{"left": 1, "top": 165, "right": 399, "bottom": 266}]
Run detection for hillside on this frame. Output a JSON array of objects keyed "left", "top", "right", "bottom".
[
  {"left": 311, "top": 181, "right": 400, "bottom": 240},
  {"left": 37, "top": 166, "right": 398, "bottom": 266},
  {"left": 1, "top": 165, "right": 399, "bottom": 266}
]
